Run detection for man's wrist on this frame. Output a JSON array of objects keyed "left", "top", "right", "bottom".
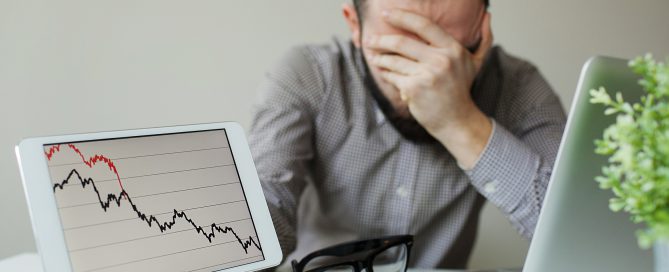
[{"left": 433, "top": 108, "right": 493, "bottom": 169}]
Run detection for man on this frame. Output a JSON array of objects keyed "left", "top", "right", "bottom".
[{"left": 249, "top": 0, "right": 566, "bottom": 268}]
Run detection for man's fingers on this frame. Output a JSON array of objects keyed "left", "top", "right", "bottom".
[
  {"left": 365, "top": 34, "right": 431, "bottom": 62},
  {"left": 378, "top": 70, "right": 411, "bottom": 102},
  {"left": 383, "top": 9, "right": 456, "bottom": 48},
  {"left": 370, "top": 53, "right": 421, "bottom": 75},
  {"left": 472, "top": 12, "right": 493, "bottom": 71}
]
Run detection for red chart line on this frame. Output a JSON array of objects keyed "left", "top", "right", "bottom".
[{"left": 45, "top": 144, "right": 125, "bottom": 192}]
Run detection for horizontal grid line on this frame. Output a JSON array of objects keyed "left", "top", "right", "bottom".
[
  {"left": 186, "top": 255, "right": 265, "bottom": 272},
  {"left": 53, "top": 163, "right": 236, "bottom": 187},
  {"left": 62, "top": 199, "right": 247, "bottom": 231},
  {"left": 47, "top": 146, "right": 229, "bottom": 167},
  {"left": 68, "top": 217, "right": 253, "bottom": 252},
  {"left": 83, "top": 237, "right": 260, "bottom": 272},
  {"left": 58, "top": 181, "right": 241, "bottom": 209}
]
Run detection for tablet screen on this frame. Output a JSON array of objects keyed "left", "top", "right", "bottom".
[{"left": 42, "top": 129, "right": 264, "bottom": 272}]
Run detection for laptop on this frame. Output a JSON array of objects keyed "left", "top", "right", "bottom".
[
  {"left": 523, "top": 56, "right": 654, "bottom": 271},
  {"left": 15, "top": 122, "right": 282, "bottom": 272}
]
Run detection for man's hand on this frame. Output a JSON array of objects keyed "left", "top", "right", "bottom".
[{"left": 364, "top": 9, "right": 494, "bottom": 169}]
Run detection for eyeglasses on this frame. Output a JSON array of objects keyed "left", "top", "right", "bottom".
[{"left": 291, "top": 235, "right": 413, "bottom": 272}]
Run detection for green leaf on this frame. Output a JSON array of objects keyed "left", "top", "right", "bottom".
[
  {"left": 610, "top": 198, "right": 626, "bottom": 212},
  {"left": 638, "top": 230, "right": 654, "bottom": 249},
  {"left": 590, "top": 87, "right": 613, "bottom": 105},
  {"left": 605, "top": 108, "right": 618, "bottom": 115}
]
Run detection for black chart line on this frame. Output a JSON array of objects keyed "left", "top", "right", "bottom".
[{"left": 54, "top": 168, "right": 262, "bottom": 254}]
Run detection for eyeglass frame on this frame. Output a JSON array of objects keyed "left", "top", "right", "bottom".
[{"left": 291, "top": 235, "right": 414, "bottom": 272}]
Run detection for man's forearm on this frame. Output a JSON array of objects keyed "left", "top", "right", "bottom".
[
  {"left": 463, "top": 120, "right": 552, "bottom": 238},
  {"left": 433, "top": 104, "right": 493, "bottom": 170}
]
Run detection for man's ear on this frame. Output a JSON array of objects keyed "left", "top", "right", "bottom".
[{"left": 342, "top": 3, "right": 362, "bottom": 48}]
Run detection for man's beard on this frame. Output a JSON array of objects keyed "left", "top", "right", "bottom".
[{"left": 359, "top": 50, "right": 439, "bottom": 144}]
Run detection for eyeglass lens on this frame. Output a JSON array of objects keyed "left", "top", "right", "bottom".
[{"left": 371, "top": 244, "right": 408, "bottom": 272}]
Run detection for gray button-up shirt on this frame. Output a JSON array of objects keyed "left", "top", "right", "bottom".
[{"left": 248, "top": 38, "right": 566, "bottom": 269}]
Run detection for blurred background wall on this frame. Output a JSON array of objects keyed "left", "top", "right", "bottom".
[{"left": 1, "top": 0, "right": 668, "bottom": 269}]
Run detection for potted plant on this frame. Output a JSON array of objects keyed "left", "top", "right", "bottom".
[{"left": 590, "top": 54, "right": 669, "bottom": 271}]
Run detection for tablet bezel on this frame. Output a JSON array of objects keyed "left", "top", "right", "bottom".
[{"left": 15, "top": 122, "right": 282, "bottom": 272}]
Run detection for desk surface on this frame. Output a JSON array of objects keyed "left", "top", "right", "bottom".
[{"left": 0, "top": 253, "right": 520, "bottom": 272}]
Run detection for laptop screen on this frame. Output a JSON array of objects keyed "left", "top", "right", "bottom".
[{"left": 42, "top": 129, "right": 264, "bottom": 272}]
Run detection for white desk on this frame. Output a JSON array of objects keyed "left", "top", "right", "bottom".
[{"left": 0, "top": 253, "right": 519, "bottom": 272}]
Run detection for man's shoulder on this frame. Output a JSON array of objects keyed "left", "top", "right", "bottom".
[
  {"left": 487, "top": 46, "right": 558, "bottom": 100},
  {"left": 483, "top": 46, "right": 563, "bottom": 119},
  {"left": 270, "top": 38, "right": 355, "bottom": 85},
  {"left": 256, "top": 38, "right": 357, "bottom": 113},
  {"left": 489, "top": 46, "right": 541, "bottom": 80}
]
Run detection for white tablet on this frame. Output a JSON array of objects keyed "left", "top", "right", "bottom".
[{"left": 15, "top": 122, "right": 282, "bottom": 272}]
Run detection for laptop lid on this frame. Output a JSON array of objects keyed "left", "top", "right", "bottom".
[{"left": 523, "top": 56, "right": 654, "bottom": 271}]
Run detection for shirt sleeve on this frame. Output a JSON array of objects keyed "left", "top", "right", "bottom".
[
  {"left": 248, "top": 47, "right": 324, "bottom": 260},
  {"left": 464, "top": 66, "right": 566, "bottom": 239}
]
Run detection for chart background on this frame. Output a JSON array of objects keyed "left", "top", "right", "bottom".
[{"left": 44, "top": 130, "right": 264, "bottom": 272}]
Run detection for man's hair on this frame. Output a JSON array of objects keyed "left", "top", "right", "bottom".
[{"left": 353, "top": 0, "right": 490, "bottom": 23}]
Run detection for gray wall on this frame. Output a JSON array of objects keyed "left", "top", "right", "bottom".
[{"left": 1, "top": 0, "right": 668, "bottom": 269}]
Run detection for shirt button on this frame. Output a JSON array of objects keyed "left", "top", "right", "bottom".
[
  {"left": 396, "top": 186, "right": 409, "bottom": 198},
  {"left": 484, "top": 181, "right": 497, "bottom": 194}
]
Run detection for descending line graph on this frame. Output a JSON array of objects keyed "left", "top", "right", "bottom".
[
  {"left": 44, "top": 130, "right": 265, "bottom": 272},
  {"left": 52, "top": 168, "right": 262, "bottom": 252}
]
